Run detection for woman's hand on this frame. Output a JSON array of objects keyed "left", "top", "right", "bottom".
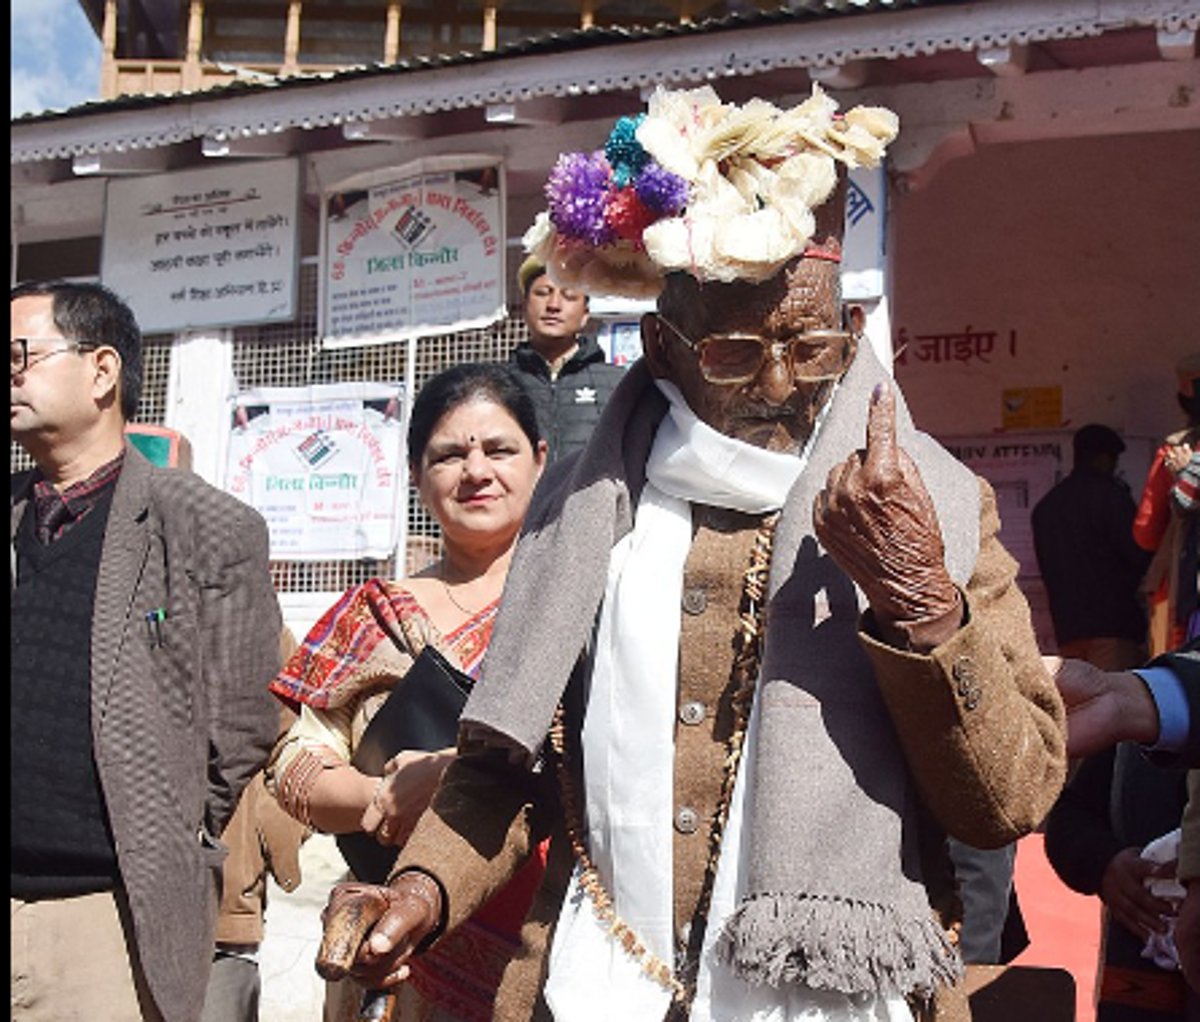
[{"left": 360, "top": 749, "right": 455, "bottom": 847}]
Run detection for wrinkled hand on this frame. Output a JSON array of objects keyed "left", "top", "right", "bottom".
[
  {"left": 360, "top": 749, "right": 453, "bottom": 848},
  {"left": 1099, "top": 848, "right": 1176, "bottom": 940},
  {"left": 1046, "top": 656, "right": 1159, "bottom": 757},
  {"left": 1177, "top": 882, "right": 1200, "bottom": 992},
  {"left": 316, "top": 873, "right": 442, "bottom": 989},
  {"left": 813, "top": 381, "right": 961, "bottom": 651}
]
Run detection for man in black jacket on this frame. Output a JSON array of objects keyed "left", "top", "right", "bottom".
[{"left": 508, "top": 257, "right": 624, "bottom": 462}]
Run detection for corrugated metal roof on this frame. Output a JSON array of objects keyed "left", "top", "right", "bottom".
[{"left": 10, "top": 0, "right": 957, "bottom": 124}]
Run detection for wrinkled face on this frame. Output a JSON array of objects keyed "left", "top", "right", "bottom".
[
  {"left": 10, "top": 294, "right": 109, "bottom": 447},
  {"left": 645, "top": 257, "right": 851, "bottom": 453},
  {"left": 412, "top": 396, "right": 547, "bottom": 551},
  {"left": 523, "top": 274, "right": 589, "bottom": 354}
]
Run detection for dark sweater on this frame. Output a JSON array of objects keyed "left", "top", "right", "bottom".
[
  {"left": 509, "top": 336, "right": 625, "bottom": 463},
  {"left": 11, "top": 490, "right": 120, "bottom": 898}
]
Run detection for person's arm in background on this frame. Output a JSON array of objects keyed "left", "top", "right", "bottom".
[
  {"left": 1044, "top": 748, "right": 1174, "bottom": 942},
  {"left": 1052, "top": 643, "right": 1200, "bottom": 765},
  {"left": 1135, "top": 444, "right": 1178, "bottom": 553}
]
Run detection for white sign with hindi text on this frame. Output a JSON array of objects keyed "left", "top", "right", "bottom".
[{"left": 101, "top": 159, "right": 300, "bottom": 333}]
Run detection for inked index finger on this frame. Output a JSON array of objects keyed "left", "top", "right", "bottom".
[{"left": 863, "top": 381, "right": 899, "bottom": 474}]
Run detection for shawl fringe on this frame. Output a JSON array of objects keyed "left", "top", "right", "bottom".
[{"left": 716, "top": 892, "right": 963, "bottom": 1002}]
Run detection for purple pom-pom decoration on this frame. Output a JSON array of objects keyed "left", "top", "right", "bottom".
[
  {"left": 545, "top": 151, "right": 616, "bottom": 245},
  {"left": 635, "top": 163, "right": 689, "bottom": 216}
]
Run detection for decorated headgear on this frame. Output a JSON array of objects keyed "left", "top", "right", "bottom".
[{"left": 522, "top": 84, "right": 899, "bottom": 299}]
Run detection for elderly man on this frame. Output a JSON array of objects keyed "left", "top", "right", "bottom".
[
  {"left": 10, "top": 280, "right": 282, "bottom": 1022},
  {"left": 509, "top": 255, "right": 624, "bottom": 462},
  {"left": 317, "top": 86, "right": 1066, "bottom": 1022}
]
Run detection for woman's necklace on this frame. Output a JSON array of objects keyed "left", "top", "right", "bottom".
[
  {"left": 438, "top": 561, "right": 488, "bottom": 617},
  {"left": 547, "top": 511, "right": 779, "bottom": 1009}
]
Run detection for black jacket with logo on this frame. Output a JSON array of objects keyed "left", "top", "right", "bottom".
[{"left": 509, "top": 336, "right": 626, "bottom": 463}]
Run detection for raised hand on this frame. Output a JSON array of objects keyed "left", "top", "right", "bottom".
[{"left": 812, "top": 381, "right": 962, "bottom": 651}]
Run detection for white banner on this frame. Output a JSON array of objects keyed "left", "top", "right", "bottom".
[
  {"left": 101, "top": 159, "right": 300, "bottom": 332},
  {"left": 320, "top": 156, "right": 505, "bottom": 348},
  {"left": 225, "top": 382, "right": 407, "bottom": 561}
]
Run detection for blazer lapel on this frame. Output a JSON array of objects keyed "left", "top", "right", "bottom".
[{"left": 92, "top": 443, "right": 154, "bottom": 727}]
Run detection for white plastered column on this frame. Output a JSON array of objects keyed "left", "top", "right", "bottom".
[{"left": 164, "top": 329, "right": 235, "bottom": 487}]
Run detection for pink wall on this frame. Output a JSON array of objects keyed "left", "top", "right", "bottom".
[{"left": 890, "top": 129, "right": 1200, "bottom": 460}]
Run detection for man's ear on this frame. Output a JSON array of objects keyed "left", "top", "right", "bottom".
[
  {"left": 844, "top": 303, "right": 867, "bottom": 335},
  {"left": 91, "top": 347, "right": 122, "bottom": 407},
  {"left": 641, "top": 312, "right": 671, "bottom": 379}
]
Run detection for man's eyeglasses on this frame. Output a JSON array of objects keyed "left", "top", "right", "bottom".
[
  {"left": 10, "top": 338, "right": 96, "bottom": 376},
  {"left": 656, "top": 315, "right": 857, "bottom": 386}
]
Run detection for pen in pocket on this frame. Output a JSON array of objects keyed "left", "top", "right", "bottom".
[{"left": 144, "top": 607, "right": 166, "bottom": 647}]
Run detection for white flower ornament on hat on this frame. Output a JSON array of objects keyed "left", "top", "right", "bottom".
[{"left": 522, "top": 83, "right": 899, "bottom": 299}]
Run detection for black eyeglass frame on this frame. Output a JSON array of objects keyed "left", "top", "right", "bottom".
[{"left": 10, "top": 337, "right": 98, "bottom": 376}]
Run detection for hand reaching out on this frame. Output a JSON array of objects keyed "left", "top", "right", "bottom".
[
  {"left": 812, "top": 381, "right": 962, "bottom": 652},
  {"left": 1045, "top": 656, "right": 1159, "bottom": 757}
]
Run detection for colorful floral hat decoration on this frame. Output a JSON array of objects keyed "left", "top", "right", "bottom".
[{"left": 523, "top": 83, "right": 899, "bottom": 298}]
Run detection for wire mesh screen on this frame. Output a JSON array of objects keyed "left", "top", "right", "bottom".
[
  {"left": 10, "top": 335, "right": 174, "bottom": 474},
  {"left": 232, "top": 262, "right": 529, "bottom": 594},
  {"left": 11, "top": 265, "right": 530, "bottom": 599}
]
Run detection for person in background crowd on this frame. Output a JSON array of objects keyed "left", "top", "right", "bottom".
[
  {"left": 1045, "top": 712, "right": 1194, "bottom": 1020},
  {"left": 10, "top": 280, "right": 282, "bottom": 1022},
  {"left": 264, "top": 362, "right": 549, "bottom": 1022},
  {"left": 317, "top": 85, "right": 1066, "bottom": 1022},
  {"left": 1136, "top": 356, "right": 1200, "bottom": 656},
  {"left": 508, "top": 255, "right": 624, "bottom": 462},
  {"left": 1032, "top": 423, "right": 1151, "bottom": 670}
]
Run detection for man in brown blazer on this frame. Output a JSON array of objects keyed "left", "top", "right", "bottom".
[
  {"left": 317, "top": 87, "right": 1067, "bottom": 1021},
  {"left": 10, "top": 280, "right": 282, "bottom": 1022}
]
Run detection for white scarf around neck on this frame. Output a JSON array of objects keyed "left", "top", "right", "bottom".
[{"left": 544, "top": 378, "right": 912, "bottom": 1021}]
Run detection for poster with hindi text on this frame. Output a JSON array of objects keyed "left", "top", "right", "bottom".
[
  {"left": 321, "top": 156, "right": 505, "bottom": 348},
  {"left": 101, "top": 159, "right": 299, "bottom": 332},
  {"left": 224, "top": 382, "right": 406, "bottom": 561}
]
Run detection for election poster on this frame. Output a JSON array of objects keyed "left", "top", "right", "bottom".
[
  {"left": 320, "top": 156, "right": 505, "bottom": 347},
  {"left": 225, "top": 382, "right": 407, "bottom": 560}
]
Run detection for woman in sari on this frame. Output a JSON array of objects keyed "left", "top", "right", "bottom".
[{"left": 265, "top": 362, "right": 548, "bottom": 1021}]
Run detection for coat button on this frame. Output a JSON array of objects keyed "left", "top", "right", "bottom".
[
  {"left": 679, "top": 701, "right": 706, "bottom": 726},
  {"left": 964, "top": 689, "right": 981, "bottom": 711},
  {"left": 675, "top": 806, "right": 699, "bottom": 834},
  {"left": 682, "top": 587, "right": 707, "bottom": 615}
]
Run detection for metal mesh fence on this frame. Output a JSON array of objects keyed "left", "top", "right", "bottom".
[
  {"left": 12, "top": 263, "right": 531, "bottom": 596},
  {"left": 234, "top": 262, "right": 528, "bottom": 592}
]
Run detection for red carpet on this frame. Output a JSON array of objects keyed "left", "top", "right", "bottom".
[{"left": 1011, "top": 832, "right": 1102, "bottom": 1021}]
